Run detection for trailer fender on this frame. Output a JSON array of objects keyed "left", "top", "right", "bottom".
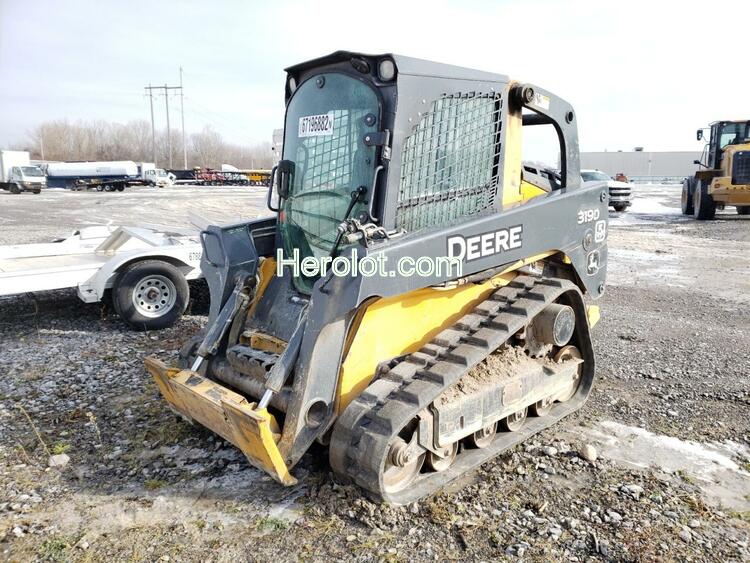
[{"left": 77, "top": 248, "right": 202, "bottom": 303}]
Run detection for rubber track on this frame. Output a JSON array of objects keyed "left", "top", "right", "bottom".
[{"left": 329, "top": 275, "right": 595, "bottom": 505}]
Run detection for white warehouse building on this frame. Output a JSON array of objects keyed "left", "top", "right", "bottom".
[{"left": 579, "top": 150, "right": 703, "bottom": 183}]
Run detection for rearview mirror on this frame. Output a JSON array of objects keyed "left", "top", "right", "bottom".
[
  {"left": 696, "top": 129, "right": 703, "bottom": 141},
  {"left": 693, "top": 159, "right": 701, "bottom": 165},
  {"left": 277, "top": 159, "right": 294, "bottom": 199}
]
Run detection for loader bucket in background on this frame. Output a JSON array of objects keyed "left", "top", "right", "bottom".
[{"left": 145, "top": 357, "right": 296, "bottom": 486}]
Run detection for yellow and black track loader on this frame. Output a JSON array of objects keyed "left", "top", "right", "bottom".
[
  {"left": 683, "top": 120, "right": 750, "bottom": 219},
  {"left": 146, "top": 51, "right": 609, "bottom": 504}
]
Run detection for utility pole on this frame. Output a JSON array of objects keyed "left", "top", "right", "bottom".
[
  {"left": 180, "top": 67, "right": 187, "bottom": 169},
  {"left": 146, "top": 83, "right": 157, "bottom": 165},
  {"left": 164, "top": 83, "right": 172, "bottom": 168},
  {"left": 144, "top": 82, "right": 183, "bottom": 168}
]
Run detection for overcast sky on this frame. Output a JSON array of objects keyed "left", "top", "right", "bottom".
[{"left": 1, "top": 0, "right": 748, "bottom": 163}]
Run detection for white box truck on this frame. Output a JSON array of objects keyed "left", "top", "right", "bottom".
[
  {"left": 134, "top": 163, "right": 174, "bottom": 187},
  {"left": 0, "top": 150, "right": 46, "bottom": 194}
]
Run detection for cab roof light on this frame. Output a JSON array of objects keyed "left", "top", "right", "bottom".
[{"left": 378, "top": 58, "right": 396, "bottom": 82}]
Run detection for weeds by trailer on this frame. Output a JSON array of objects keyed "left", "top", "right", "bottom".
[{"left": 0, "top": 225, "right": 203, "bottom": 329}]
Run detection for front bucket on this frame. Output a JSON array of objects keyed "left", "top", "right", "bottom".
[{"left": 145, "top": 357, "right": 296, "bottom": 486}]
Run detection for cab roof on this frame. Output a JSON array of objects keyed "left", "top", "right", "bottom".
[{"left": 284, "top": 51, "right": 509, "bottom": 84}]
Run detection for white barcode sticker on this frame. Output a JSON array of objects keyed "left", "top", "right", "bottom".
[
  {"left": 532, "top": 92, "right": 550, "bottom": 111},
  {"left": 299, "top": 113, "right": 334, "bottom": 137}
]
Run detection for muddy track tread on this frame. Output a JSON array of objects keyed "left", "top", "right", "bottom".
[{"left": 328, "top": 275, "right": 594, "bottom": 504}]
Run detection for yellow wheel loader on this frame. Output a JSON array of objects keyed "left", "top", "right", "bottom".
[
  {"left": 146, "top": 51, "right": 609, "bottom": 504},
  {"left": 683, "top": 120, "right": 750, "bottom": 219}
]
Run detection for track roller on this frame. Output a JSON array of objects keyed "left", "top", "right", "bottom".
[
  {"left": 501, "top": 407, "right": 528, "bottom": 431},
  {"left": 426, "top": 442, "right": 458, "bottom": 472},
  {"left": 467, "top": 422, "right": 498, "bottom": 448}
]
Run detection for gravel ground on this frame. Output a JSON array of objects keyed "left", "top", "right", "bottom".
[{"left": 1, "top": 184, "right": 749, "bottom": 562}]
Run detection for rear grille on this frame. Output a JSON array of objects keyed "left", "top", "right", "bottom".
[
  {"left": 609, "top": 187, "right": 631, "bottom": 195},
  {"left": 395, "top": 92, "right": 502, "bottom": 232},
  {"left": 732, "top": 151, "right": 750, "bottom": 185}
]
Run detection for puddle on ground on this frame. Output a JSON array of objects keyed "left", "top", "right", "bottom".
[
  {"left": 566, "top": 420, "right": 750, "bottom": 511},
  {"left": 611, "top": 194, "right": 682, "bottom": 226}
]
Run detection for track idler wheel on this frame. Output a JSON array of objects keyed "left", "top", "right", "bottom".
[
  {"left": 383, "top": 424, "right": 425, "bottom": 494},
  {"left": 467, "top": 422, "right": 498, "bottom": 449},
  {"left": 554, "top": 345, "right": 583, "bottom": 402},
  {"left": 426, "top": 442, "right": 458, "bottom": 472},
  {"left": 501, "top": 406, "right": 528, "bottom": 431}
]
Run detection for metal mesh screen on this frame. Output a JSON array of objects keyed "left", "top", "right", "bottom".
[
  {"left": 395, "top": 93, "right": 503, "bottom": 231},
  {"left": 292, "top": 109, "right": 357, "bottom": 195}
]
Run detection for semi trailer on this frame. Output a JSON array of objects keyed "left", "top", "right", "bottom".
[
  {"left": 46, "top": 160, "right": 139, "bottom": 191},
  {"left": 169, "top": 167, "right": 271, "bottom": 186}
]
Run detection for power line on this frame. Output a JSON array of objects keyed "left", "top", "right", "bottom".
[
  {"left": 179, "top": 67, "right": 187, "bottom": 169},
  {"left": 144, "top": 78, "right": 185, "bottom": 168},
  {"left": 146, "top": 83, "right": 156, "bottom": 164}
]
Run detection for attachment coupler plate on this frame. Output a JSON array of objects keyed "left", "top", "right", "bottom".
[{"left": 145, "top": 357, "right": 296, "bottom": 486}]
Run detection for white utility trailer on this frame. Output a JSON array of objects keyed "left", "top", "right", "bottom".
[{"left": 0, "top": 225, "right": 203, "bottom": 330}]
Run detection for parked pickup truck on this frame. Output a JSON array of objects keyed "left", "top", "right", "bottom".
[
  {"left": 0, "top": 150, "right": 46, "bottom": 194},
  {"left": 581, "top": 169, "right": 632, "bottom": 212}
]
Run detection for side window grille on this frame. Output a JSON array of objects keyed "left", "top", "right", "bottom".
[{"left": 395, "top": 93, "right": 502, "bottom": 231}]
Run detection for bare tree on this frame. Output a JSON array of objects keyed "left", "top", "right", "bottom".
[{"left": 21, "top": 119, "right": 274, "bottom": 169}]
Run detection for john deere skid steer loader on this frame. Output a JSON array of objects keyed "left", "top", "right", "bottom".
[{"left": 146, "top": 51, "right": 609, "bottom": 504}]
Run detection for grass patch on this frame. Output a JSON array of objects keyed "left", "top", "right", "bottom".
[
  {"left": 37, "top": 536, "right": 70, "bottom": 562},
  {"left": 675, "top": 469, "right": 695, "bottom": 485},
  {"left": 21, "top": 369, "right": 44, "bottom": 381},
  {"left": 730, "top": 511, "right": 750, "bottom": 523},
  {"left": 193, "top": 518, "right": 206, "bottom": 531},
  {"left": 426, "top": 499, "right": 455, "bottom": 525},
  {"left": 254, "top": 516, "right": 289, "bottom": 533},
  {"left": 144, "top": 479, "right": 168, "bottom": 490},
  {"left": 52, "top": 442, "right": 70, "bottom": 455}
]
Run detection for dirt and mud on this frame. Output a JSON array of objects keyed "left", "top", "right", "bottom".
[{"left": 1, "top": 184, "right": 748, "bottom": 562}]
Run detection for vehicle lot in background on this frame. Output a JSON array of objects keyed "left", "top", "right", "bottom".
[
  {"left": 581, "top": 169, "right": 633, "bottom": 212},
  {"left": 1, "top": 183, "right": 747, "bottom": 562}
]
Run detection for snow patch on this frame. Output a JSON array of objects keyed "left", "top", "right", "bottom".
[{"left": 569, "top": 420, "right": 750, "bottom": 510}]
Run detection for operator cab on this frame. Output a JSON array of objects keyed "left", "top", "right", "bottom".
[{"left": 698, "top": 120, "right": 750, "bottom": 169}]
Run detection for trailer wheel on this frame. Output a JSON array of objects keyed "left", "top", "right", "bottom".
[
  {"left": 96, "top": 185, "right": 104, "bottom": 192},
  {"left": 116, "top": 185, "right": 125, "bottom": 192},
  {"left": 112, "top": 260, "right": 189, "bottom": 330},
  {"left": 33, "top": 189, "right": 41, "bottom": 194}
]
